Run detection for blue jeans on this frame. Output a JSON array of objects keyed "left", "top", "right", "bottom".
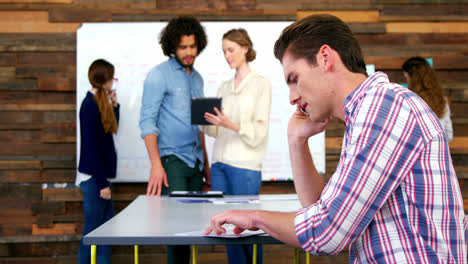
[
  {"left": 211, "top": 162, "right": 263, "bottom": 264},
  {"left": 161, "top": 155, "right": 204, "bottom": 264},
  {"left": 78, "top": 177, "right": 114, "bottom": 264}
]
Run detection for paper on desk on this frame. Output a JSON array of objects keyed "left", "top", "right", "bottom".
[{"left": 176, "top": 226, "right": 265, "bottom": 238}]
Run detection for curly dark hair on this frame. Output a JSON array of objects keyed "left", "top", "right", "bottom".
[{"left": 159, "top": 16, "right": 207, "bottom": 57}]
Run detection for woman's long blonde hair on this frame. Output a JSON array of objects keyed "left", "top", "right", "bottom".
[
  {"left": 88, "top": 59, "right": 118, "bottom": 134},
  {"left": 402, "top": 57, "right": 446, "bottom": 118}
]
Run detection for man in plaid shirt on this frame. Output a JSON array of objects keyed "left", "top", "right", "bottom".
[{"left": 205, "top": 14, "right": 467, "bottom": 263}]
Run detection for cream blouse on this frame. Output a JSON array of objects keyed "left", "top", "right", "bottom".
[{"left": 201, "top": 71, "right": 272, "bottom": 171}]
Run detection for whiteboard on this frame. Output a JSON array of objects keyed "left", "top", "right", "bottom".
[{"left": 76, "top": 22, "right": 326, "bottom": 182}]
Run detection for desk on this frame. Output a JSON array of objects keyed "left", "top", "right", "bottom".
[{"left": 84, "top": 194, "right": 302, "bottom": 263}]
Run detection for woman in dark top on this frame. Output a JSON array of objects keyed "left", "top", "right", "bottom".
[{"left": 77, "top": 59, "right": 119, "bottom": 264}]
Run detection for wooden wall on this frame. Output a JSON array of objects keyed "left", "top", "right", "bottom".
[{"left": 0, "top": 0, "right": 467, "bottom": 263}]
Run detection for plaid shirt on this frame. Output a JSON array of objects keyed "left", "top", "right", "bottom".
[{"left": 295, "top": 72, "right": 467, "bottom": 263}]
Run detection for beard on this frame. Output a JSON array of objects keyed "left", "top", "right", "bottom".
[{"left": 175, "top": 54, "right": 195, "bottom": 69}]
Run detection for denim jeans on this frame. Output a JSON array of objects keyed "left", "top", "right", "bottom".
[
  {"left": 162, "top": 155, "right": 204, "bottom": 264},
  {"left": 78, "top": 177, "right": 114, "bottom": 264},
  {"left": 211, "top": 162, "right": 263, "bottom": 264}
]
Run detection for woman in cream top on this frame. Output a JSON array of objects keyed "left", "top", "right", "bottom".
[{"left": 201, "top": 28, "right": 271, "bottom": 264}]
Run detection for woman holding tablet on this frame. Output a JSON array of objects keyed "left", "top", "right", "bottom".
[{"left": 201, "top": 28, "right": 272, "bottom": 264}]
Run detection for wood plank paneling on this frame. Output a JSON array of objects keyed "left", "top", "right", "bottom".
[
  {"left": 0, "top": 161, "right": 42, "bottom": 170},
  {"left": 257, "top": 0, "right": 375, "bottom": 10},
  {"left": 349, "top": 22, "right": 386, "bottom": 33},
  {"left": 17, "top": 52, "right": 75, "bottom": 66},
  {"left": 0, "top": 53, "right": 16, "bottom": 66},
  {"left": 296, "top": 10, "right": 380, "bottom": 22},
  {"left": 7, "top": 241, "right": 79, "bottom": 257},
  {"left": 0, "top": 33, "right": 76, "bottom": 52},
  {"left": 42, "top": 159, "right": 76, "bottom": 169},
  {"left": 31, "top": 201, "right": 65, "bottom": 215},
  {"left": 356, "top": 33, "right": 468, "bottom": 46},
  {"left": 0, "top": 66, "right": 15, "bottom": 80},
  {"left": 157, "top": 0, "right": 255, "bottom": 10},
  {"left": 361, "top": 45, "right": 468, "bottom": 58},
  {"left": 0, "top": 104, "right": 75, "bottom": 111},
  {"left": 16, "top": 65, "right": 75, "bottom": 78},
  {"left": 0, "top": 224, "right": 32, "bottom": 236},
  {"left": 49, "top": 8, "right": 111, "bottom": 22},
  {"left": 73, "top": 0, "right": 155, "bottom": 10},
  {"left": 38, "top": 78, "right": 75, "bottom": 91},
  {"left": 112, "top": 10, "right": 296, "bottom": 21},
  {"left": 384, "top": 70, "right": 468, "bottom": 84},
  {"left": 0, "top": 184, "right": 42, "bottom": 200},
  {"left": 32, "top": 223, "right": 77, "bottom": 235},
  {"left": 364, "top": 54, "right": 468, "bottom": 70},
  {"left": 0, "top": 79, "right": 37, "bottom": 91},
  {"left": 256, "top": 0, "right": 302, "bottom": 10},
  {"left": 0, "top": 0, "right": 72, "bottom": 2},
  {"left": 0, "top": 143, "right": 75, "bottom": 156},
  {"left": 0, "top": 199, "right": 33, "bottom": 217},
  {"left": 0, "top": 111, "right": 43, "bottom": 130},
  {"left": 42, "top": 111, "right": 75, "bottom": 123},
  {"left": 42, "top": 188, "right": 82, "bottom": 202},
  {"left": 0, "top": 169, "right": 75, "bottom": 183},
  {"left": 40, "top": 123, "right": 75, "bottom": 143},
  {"left": 381, "top": 4, "right": 468, "bottom": 21},
  {"left": 373, "top": 0, "right": 466, "bottom": 3},
  {"left": 0, "top": 91, "right": 75, "bottom": 104},
  {"left": 386, "top": 22, "right": 468, "bottom": 33},
  {"left": 40, "top": 169, "right": 75, "bottom": 182},
  {"left": 299, "top": 1, "right": 375, "bottom": 10},
  {"left": 449, "top": 137, "right": 468, "bottom": 155},
  {"left": 0, "top": 170, "right": 40, "bottom": 183},
  {"left": 0, "top": 11, "right": 80, "bottom": 33},
  {"left": 0, "top": 131, "right": 40, "bottom": 142}
]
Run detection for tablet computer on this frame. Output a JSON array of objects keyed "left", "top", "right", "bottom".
[{"left": 191, "top": 97, "right": 222, "bottom": 125}]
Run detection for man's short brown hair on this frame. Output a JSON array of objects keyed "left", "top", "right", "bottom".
[{"left": 274, "top": 14, "right": 367, "bottom": 75}]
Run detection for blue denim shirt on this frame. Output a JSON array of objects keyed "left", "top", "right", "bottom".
[{"left": 139, "top": 57, "right": 204, "bottom": 170}]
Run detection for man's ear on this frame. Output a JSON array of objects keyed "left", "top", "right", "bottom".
[{"left": 318, "top": 45, "right": 334, "bottom": 72}]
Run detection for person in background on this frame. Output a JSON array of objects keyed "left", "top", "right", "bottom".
[
  {"left": 205, "top": 14, "right": 467, "bottom": 263},
  {"left": 77, "top": 59, "right": 119, "bottom": 264},
  {"left": 402, "top": 56, "right": 453, "bottom": 142},
  {"left": 201, "top": 28, "right": 272, "bottom": 264},
  {"left": 138, "top": 16, "right": 210, "bottom": 264}
]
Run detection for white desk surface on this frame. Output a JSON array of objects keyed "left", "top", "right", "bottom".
[{"left": 84, "top": 194, "right": 301, "bottom": 245}]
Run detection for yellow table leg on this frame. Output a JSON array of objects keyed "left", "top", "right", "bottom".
[
  {"left": 253, "top": 244, "right": 257, "bottom": 264},
  {"left": 306, "top": 252, "right": 310, "bottom": 264},
  {"left": 192, "top": 245, "right": 198, "bottom": 264},
  {"left": 91, "top": 245, "right": 97, "bottom": 264},
  {"left": 293, "top": 248, "right": 300, "bottom": 264},
  {"left": 134, "top": 245, "right": 139, "bottom": 264}
]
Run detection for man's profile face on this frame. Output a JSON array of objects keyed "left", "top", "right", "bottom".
[
  {"left": 175, "top": 34, "right": 198, "bottom": 68},
  {"left": 282, "top": 50, "right": 334, "bottom": 122}
]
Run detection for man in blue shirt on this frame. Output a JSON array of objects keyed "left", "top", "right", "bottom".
[{"left": 139, "top": 16, "right": 210, "bottom": 264}]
